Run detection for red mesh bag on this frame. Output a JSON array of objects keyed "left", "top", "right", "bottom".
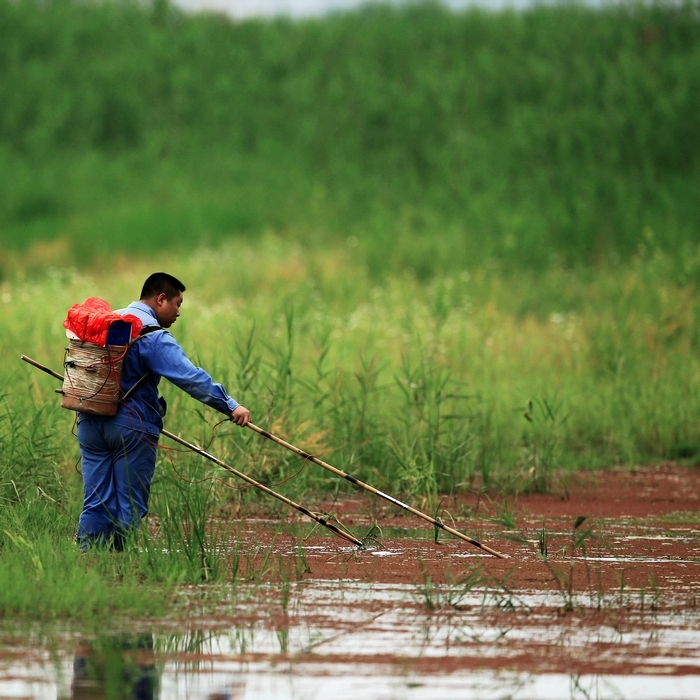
[{"left": 63, "top": 297, "right": 143, "bottom": 346}]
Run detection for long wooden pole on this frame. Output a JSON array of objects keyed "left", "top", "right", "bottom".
[
  {"left": 160, "top": 429, "right": 363, "bottom": 548},
  {"left": 20, "top": 355, "right": 363, "bottom": 549},
  {"left": 246, "top": 423, "right": 506, "bottom": 559},
  {"left": 21, "top": 355, "right": 64, "bottom": 381}
]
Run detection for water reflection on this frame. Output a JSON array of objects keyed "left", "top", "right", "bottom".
[
  {"left": 71, "top": 635, "right": 158, "bottom": 700},
  {"left": 2, "top": 582, "right": 700, "bottom": 698}
]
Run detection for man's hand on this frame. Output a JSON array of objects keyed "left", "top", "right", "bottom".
[{"left": 231, "top": 405, "right": 251, "bottom": 427}]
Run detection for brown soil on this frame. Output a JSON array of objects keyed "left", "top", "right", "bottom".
[
  {"left": 240, "top": 464, "right": 700, "bottom": 595},
  {"left": 196, "top": 465, "right": 699, "bottom": 681},
  {"left": 4, "top": 465, "right": 699, "bottom": 694}
]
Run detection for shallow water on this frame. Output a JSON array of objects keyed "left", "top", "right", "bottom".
[{"left": 2, "top": 580, "right": 699, "bottom": 699}]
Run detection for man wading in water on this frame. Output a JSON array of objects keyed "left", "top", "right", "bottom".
[{"left": 76, "top": 272, "right": 251, "bottom": 551}]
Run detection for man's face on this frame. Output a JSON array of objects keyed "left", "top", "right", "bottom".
[{"left": 155, "top": 292, "right": 183, "bottom": 328}]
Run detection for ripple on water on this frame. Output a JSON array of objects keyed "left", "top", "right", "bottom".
[{"left": 2, "top": 580, "right": 700, "bottom": 699}]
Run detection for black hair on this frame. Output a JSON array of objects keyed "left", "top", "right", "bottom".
[{"left": 140, "top": 272, "right": 186, "bottom": 301}]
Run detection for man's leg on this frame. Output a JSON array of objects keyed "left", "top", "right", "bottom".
[
  {"left": 107, "top": 423, "right": 158, "bottom": 549},
  {"left": 77, "top": 419, "right": 119, "bottom": 550}
]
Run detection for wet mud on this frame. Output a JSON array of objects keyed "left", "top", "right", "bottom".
[{"left": 1, "top": 465, "right": 699, "bottom": 699}]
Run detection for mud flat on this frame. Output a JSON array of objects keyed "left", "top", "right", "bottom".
[{"left": 1, "top": 465, "right": 699, "bottom": 699}]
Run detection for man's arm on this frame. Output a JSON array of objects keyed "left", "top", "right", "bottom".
[{"left": 145, "top": 332, "right": 251, "bottom": 426}]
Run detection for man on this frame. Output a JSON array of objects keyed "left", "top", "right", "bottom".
[{"left": 76, "top": 272, "right": 250, "bottom": 550}]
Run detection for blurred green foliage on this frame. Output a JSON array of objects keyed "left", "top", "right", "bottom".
[{"left": 1, "top": 0, "right": 699, "bottom": 274}]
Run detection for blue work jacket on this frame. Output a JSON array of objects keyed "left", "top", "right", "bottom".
[{"left": 77, "top": 301, "right": 239, "bottom": 436}]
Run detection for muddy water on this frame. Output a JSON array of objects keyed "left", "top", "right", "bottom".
[
  {"left": 2, "top": 466, "right": 699, "bottom": 699},
  {"left": 2, "top": 578, "right": 700, "bottom": 699}
]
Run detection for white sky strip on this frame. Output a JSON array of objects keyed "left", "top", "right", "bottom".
[{"left": 172, "top": 0, "right": 609, "bottom": 20}]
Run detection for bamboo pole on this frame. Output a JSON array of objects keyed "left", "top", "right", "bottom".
[
  {"left": 246, "top": 423, "right": 506, "bottom": 559},
  {"left": 21, "top": 355, "right": 64, "bottom": 381},
  {"left": 161, "top": 429, "right": 363, "bottom": 548}
]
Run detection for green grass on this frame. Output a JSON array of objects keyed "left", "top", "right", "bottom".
[
  {"left": 4, "top": 240, "right": 700, "bottom": 495},
  {"left": 0, "top": 499, "right": 168, "bottom": 621},
  {"left": 2, "top": 245, "right": 700, "bottom": 616}
]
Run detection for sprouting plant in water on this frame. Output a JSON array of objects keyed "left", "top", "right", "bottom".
[
  {"left": 569, "top": 515, "right": 594, "bottom": 557},
  {"left": 647, "top": 575, "right": 661, "bottom": 612},
  {"left": 480, "top": 567, "right": 531, "bottom": 612},
  {"left": 141, "top": 470, "right": 236, "bottom": 584},
  {"left": 449, "top": 565, "right": 491, "bottom": 609},
  {"left": 417, "top": 573, "right": 438, "bottom": 612},
  {"left": 484, "top": 496, "right": 518, "bottom": 530},
  {"left": 538, "top": 521, "right": 548, "bottom": 558},
  {"left": 542, "top": 558, "right": 576, "bottom": 614},
  {"left": 415, "top": 559, "right": 489, "bottom": 611},
  {"left": 538, "top": 516, "right": 594, "bottom": 614},
  {"left": 294, "top": 540, "right": 311, "bottom": 579},
  {"left": 279, "top": 573, "right": 291, "bottom": 614},
  {"left": 250, "top": 519, "right": 285, "bottom": 585},
  {"left": 275, "top": 626, "right": 290, "bottom": 654},
  {"left": 520, "top": 396, "right": 569, "bottom": 494},
  {"left": 431, "top": 499, "right": 458, "bottom": 543},
  {"left": 360, "top": 523, "right": 384, "bottom": 551},
  {"left": 616, "top": 570, "right": 629, "bottom": 609}
]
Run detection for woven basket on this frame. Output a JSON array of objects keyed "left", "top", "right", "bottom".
[{"left": 61, "top": 340, "right": 126, "bottom": 416}]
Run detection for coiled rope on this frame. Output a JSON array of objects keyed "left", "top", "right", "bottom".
[{"left": 63, "top": 340, "right": 127, "bottom": 405}]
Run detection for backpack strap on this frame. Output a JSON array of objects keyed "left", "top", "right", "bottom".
[
  {"left": 121, "top": 325, "right": 164, "bottom": 400},
  {"left": 137, "top": 324, "right": 162, "bottom": 339}
]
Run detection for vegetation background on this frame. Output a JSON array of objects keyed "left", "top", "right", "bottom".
[
  {"left": 2, "top": 0, "right": 700, "bottom": 273},
  {"left": 1, "top": 0, "right": 699, "bottom": 616}
]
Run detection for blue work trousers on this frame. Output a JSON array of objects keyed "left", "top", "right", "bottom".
[{"left": 77, "top": 418, "right": 158, "bottom": 551}]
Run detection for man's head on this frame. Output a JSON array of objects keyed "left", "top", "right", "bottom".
[{"left": 140, "top": 272, "right": 186, "bottom": 328}]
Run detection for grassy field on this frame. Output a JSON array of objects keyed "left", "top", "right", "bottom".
[
  {"left": 1, "top": 0, "right": 700, "bottom": 619},
  {"left": 2, "top": 241, "right": 700, "bottom": 618}
]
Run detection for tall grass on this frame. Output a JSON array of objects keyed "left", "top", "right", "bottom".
[
  {"left": 4, "top": 239, "right": 700, "bottom": 492},
  {"left": 1, "top": 0, "right": 699, "bottom": 275},
  {"left": 3, "top": 239, "right": 700, "bottom": 615}
]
